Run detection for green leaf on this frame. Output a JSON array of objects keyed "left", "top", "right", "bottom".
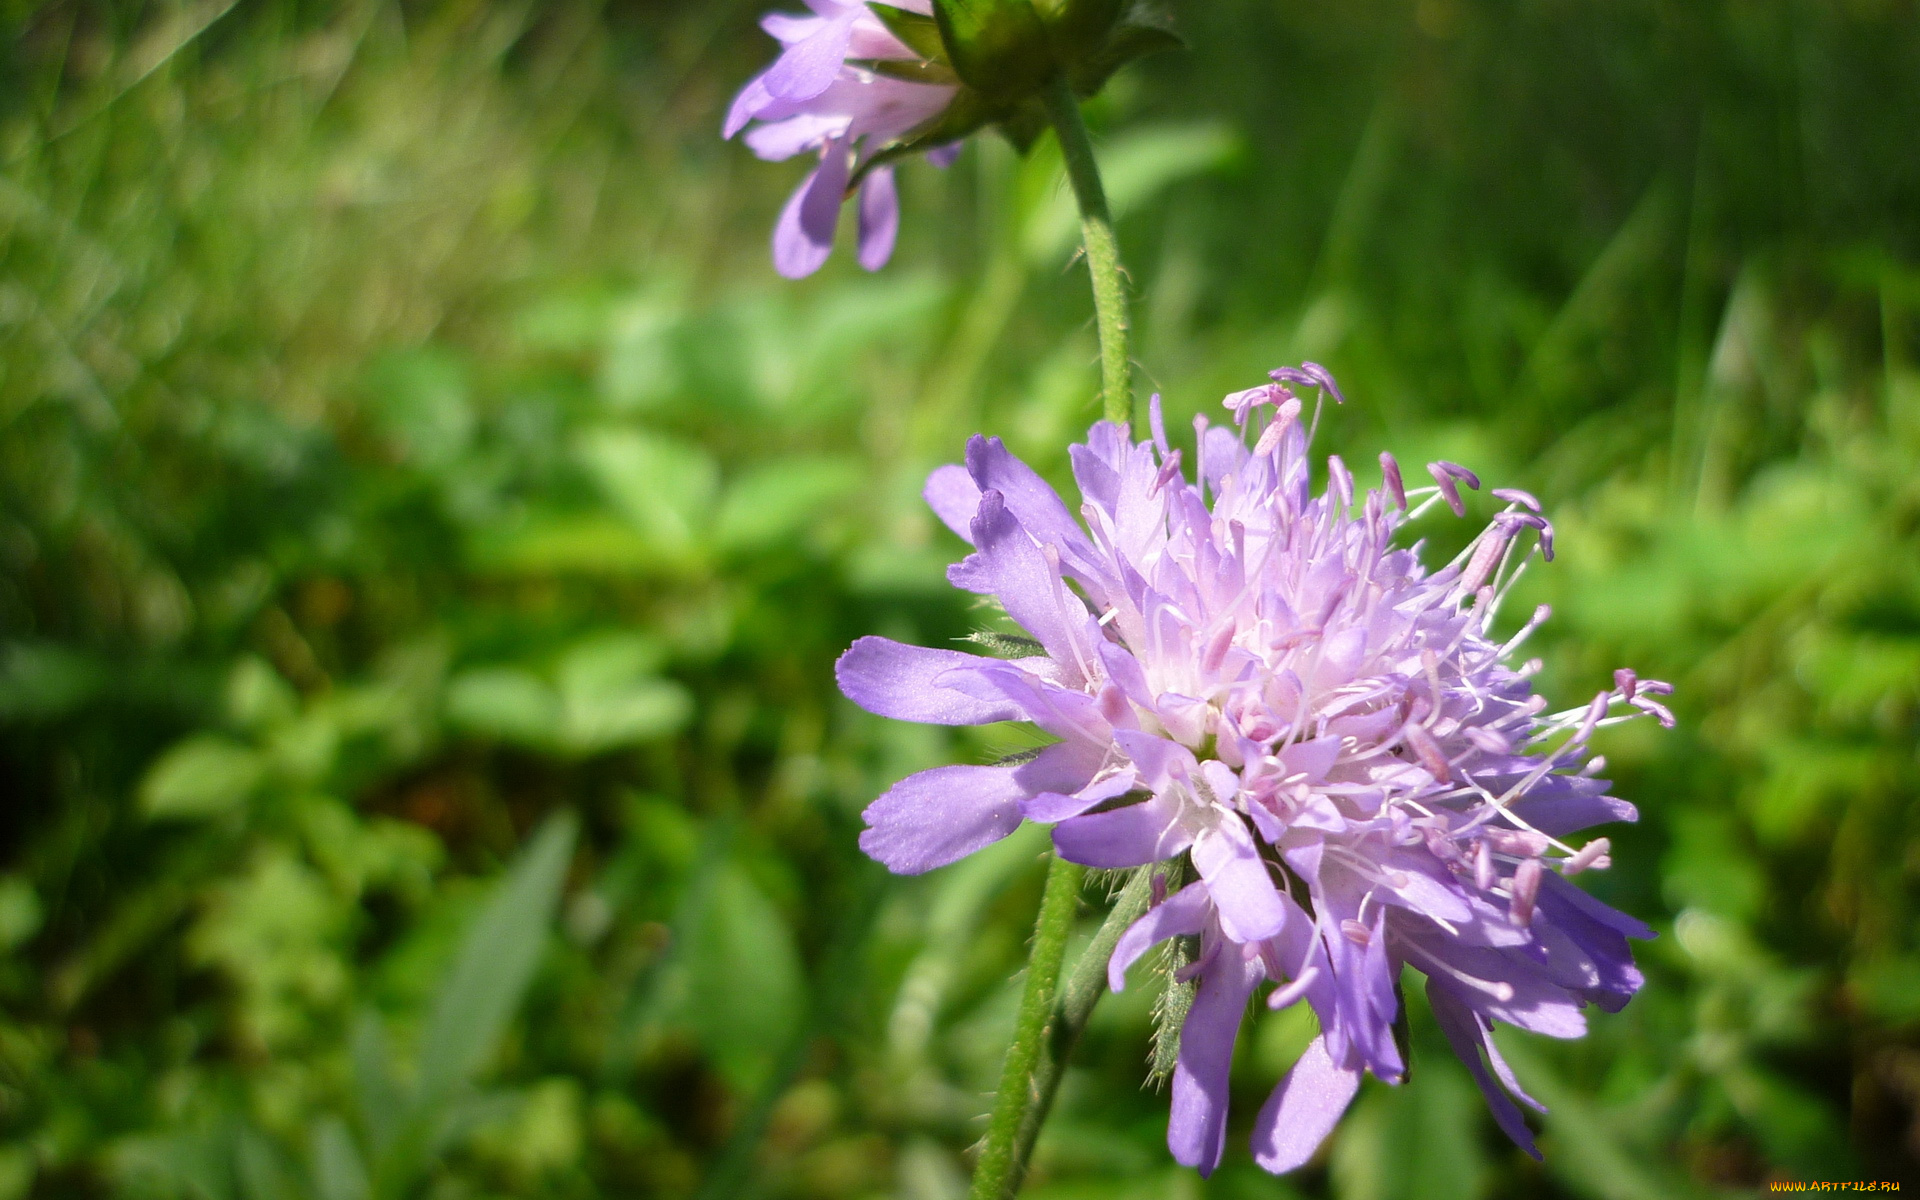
[
  {"left": 465, "top": 510, "right": 658, "bottom": 576},
  {"left": 869, "top": 3, "right": 949, "bottom": 61},
  {"left": 682, "top": 859, "right": 806, "bottom": 1093},
  {"left": 1065, "top": 17, "right": 1182, "bottom": 97},
  {"left": 1036, "top": 0, "right": 1122, "bottom": 60},
  {"left": 932, "top": 0, "right": 1053, "bottom": 98},
  {"left": 351, "top": 1013, "right": 404, "bottom": 1163},
  {"left": 713, "top": 457, "right": 863, "bottom": 553},
  {"left": 1024, "top": 120, "right": 1239, "bottom": 262},
  {"left": 553, "top": 633, "right": 691, "bottom": 753},
  {"left": 310, "top": 1116, "right": 370, "bottom": 1200},
  {"left": 364, "top": 348, "right": 475, "bottom": 471},
  {"left": 445, "top": 667, "right": 561, "bottom": 744},
  {"left": 965, "top": 630, "right": 1048, "bottom": 658},
  {"left": 557, "top": 678, "right": 691, "bottom": 754},
  {"left": 1330, "top": 1059, "right": 1484, "bottom": 1200},
  {"left": 0, "top": 640, "right": 104, "bottom": 721},
  {"left": 0, "top": 876, "right": 43, "bottom": 952},
  {"left": 140, "top": 734, "right": 266, "bottom": 819},
  {"left": 1497, "top": 1036, "right": 1714, "bottom": 1200},
  {"left": 854, "top": 57, "right": 963, "bottom": 86},
  {"left": 226, "top": 657, "right": 299, "bottom": 731},
  {"left": 234, "top": 1127, "right": 303, "bottom": 1200},
  {"left": 573, "top": 426, "right": 718, "bottom": 564},
  {"left": 415, "top": 812, "right": 578, "bottom": 1107}
]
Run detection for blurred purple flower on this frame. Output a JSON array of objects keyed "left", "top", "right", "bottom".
[
  {"left": 835, "top": 367, "right": 1665, "bottom": 1175},
  {"left": 725, "top": 0, "right": 960, "bottom": 278}
]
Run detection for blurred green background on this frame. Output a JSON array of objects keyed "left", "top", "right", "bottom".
[{"left": 2, "top": 1, "right": 1917, "bottom": 1196}]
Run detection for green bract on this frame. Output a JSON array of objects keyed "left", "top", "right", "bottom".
[{"left": 854, "top": 0, "right": 1178, "bottom": 184}]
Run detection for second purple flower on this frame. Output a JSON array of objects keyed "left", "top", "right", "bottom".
[{"left": 724, "top": 0, "right": 962, "bottom": 278}]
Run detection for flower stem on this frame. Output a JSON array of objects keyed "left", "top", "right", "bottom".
[
  {"left": 969, "top": 862, "right": 1155, "bottom": 1200},
  {"left": 970, "top": 75, "right": 1144, "bottom": 1200},
  {"left": 1005, "top": 865, "right": 1155, "bottom": 1178},
  {"left": 970, "top": 852, "right": 1082, "bottom": 1200},
  {"left": 1040, "top": 75, "right": 1131, "bottom": 428}
]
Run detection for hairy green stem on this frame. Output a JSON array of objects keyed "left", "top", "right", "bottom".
[
  {"left": 970, "top": 77, "right": 1147, "bottom": 1200},
  {"left": 970, "top": 853, "right": 1085, "bottom": 1200},
  {"left": 1004, "top": 865, "right": 1156, "bottom": 1182},
  {"left": 969, "top": 864, "right": 1155, "bottom": 1199},
  {"left": 1040, "top": 75, "right": 1131, "bottom": 427}
]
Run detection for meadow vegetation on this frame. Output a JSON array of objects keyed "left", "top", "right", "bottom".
[{"left": 1, "top": 1, "right": 1917, "bottom": 1196}]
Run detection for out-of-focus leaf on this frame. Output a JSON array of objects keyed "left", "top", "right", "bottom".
[
  {"left": 310, "top": 1116, "right": 369, "bottom": 1200},
  {"left": 107, "top": 1132, "right": 231, "bottom": 1200},
  {"left": 1329, "top": 1059, "right": 1482, "bottom": 1200},
  {"left": 787, "top": 278, "right": 947, "bottom": 410},
  {"left": 445, "top": 667, "right": 560, "bottom": 744},
  {"left": 553, "top": 635, "right": 690, "bottom": 751},
  {"left": 0, "top": 876, "right": 43, "bottom": 952},
  {"left": 140, "top": 734, "right": 266, "bottom": 819},
  {"left": 596, "top": 286, "right": 687, "bottom": 411},
  {"left": 447, "top": 637, "right": 689, "bottom": 755},
  {"left": 1497, "top": 1036, "right": 1712, "bottom": 1200},
  {"left": 0, "top": 640, "right": 104, "bottom": 720},
  {"left": 713, "top": 457, "right": 863, "bottom": 553},
  {"left": 553, "top": 632, "right": 666, "bottom": 693},
  {"left": 1662, "top": 813, "right": 1763, "bottom": 920},
  {"left": 1852, "top": 957, "right": 1920, "bottom": 1025},
  {"left": 416, "top": 811, "right": 577, "bottom": 1106},
  {"left": 187, "top": 849, "right": 349, "bottom": 1049},
  {"left": 1023, "top": 121, "right": 1240, "bottom": 263},
  {"left": 558, "top": 678, "right": 690, "bottom": 753},
  {"left": 466, "top": 511, "right": 659, "bottom": 575},
  {"left": 1733, "top": 1066, "right": 1852, "bottom": 1178},
  {"left": 574, "top": 427, "right": 718, "bottom": 564},
  {"left": 351, "top": 1013, "right": 404, "bottom": 1162},
  {"left": 235, "top": 1126, "right": 303, "bottom": 1200},
  {"left": 365, "top": 349, "right": 475, "bottom": 470},
  {"left": 466, "top": 1079, "right": 583, "bottom": 1179},
  {"left": 227, "top": 657, "right": 299, "bottom": 731},
  {"left": 682, "top": 859, "right": 806, "bottom": 1093}
]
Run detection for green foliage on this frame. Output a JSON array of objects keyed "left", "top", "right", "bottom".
[{"left": 1, "top": 1, "right": 1916, "bottom": 1198}]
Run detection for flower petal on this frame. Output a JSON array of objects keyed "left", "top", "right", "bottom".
[
  {"left": 1108, "top": 880, "right": 1211, "bottom": 991},
  {"left": 936, "top": 660, "right": 1110, "bottom": 744},
  {"left": 836, "top": 636, "right": 1020, "bottom": 725},
  {"left": 1021, "top": 766, "right": 1137, "bottom": 822},
  {"left": 1249, "top": 1035, "right": 1362, "bottom": 1174},
  {"left": 947, "top": 490, "right": 1095, "bottom": 683},
  {"left": 923, "top": 463, "right": 982, "bottom": 542},
  {"left": 1427, "top": 979, "right": 1542, "bottom": 1159},
  {"left": 1191, "top": 819, "right": 1289, "bottom": 943},
  {"left": 965, "top": 435, "right": 1109, "bottom": 601},
  {"left": 1052, "top": 792, "right": 1192, "bottom": 869},
  {"left": 745, "top": 112, "right": 847, "bottom": 161},
  {"left": 723, "top": 73, "right": 775, "bottom": 138},
  {"left": 760, "top": 13, "right": 854, "bottom": 100},
  {"left": 858, "top": 763, "right": 1028, "bottom": 874},
  {"left": 772, "top": 145, "right": 851, "bottom": 279},
  {"left": 856, "top": 166, "right": 899, "bottom": 271},
  {"left": 1169, "top": 944, "right": 1264, "bottom": 1176}
]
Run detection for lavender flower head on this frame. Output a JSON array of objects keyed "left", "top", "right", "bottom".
[
  {"left": 725, "top": 0, "right": 962, "bottom": 278},
  {"left": 836, "top": 366, "right": 1670, "bottom": 1175}
]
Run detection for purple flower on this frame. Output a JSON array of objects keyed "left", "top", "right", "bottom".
[
  {"left": 836, "top": 368, "right": 1665, "bottom": 1175},
  {"left": 725, "top": 0, "right": 961, "bottom": 278}
]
